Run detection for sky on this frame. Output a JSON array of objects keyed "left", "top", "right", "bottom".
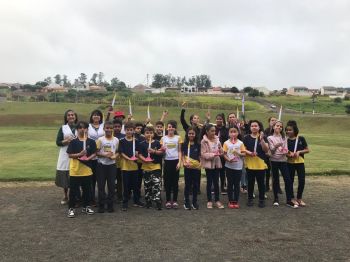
[{"left": 0, "top": 0, "right": 349, "bottom": 89}]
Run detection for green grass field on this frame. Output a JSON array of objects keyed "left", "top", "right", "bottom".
[{"left": 0, "top": 101, "right": 349, "bottom": 180}]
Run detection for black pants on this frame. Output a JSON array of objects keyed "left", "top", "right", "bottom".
[
  {"left": 226, "top": 168, "right": 242, "bottom": 202},
  {"left": 265, "top": 159, "right": 271, "bottom": 189},
  {"left": 96, "top": 163, "right": 116, "bottom": 208},
  {"left": 288, "top": 163, "right": 306, "bottom": 199},
  {"left": 184, "top": 168, "right": 200, "bottom": 204},
  {"left": 69, "top": 176, "right": 92, "bottom": 208},
  {"left": 144, "top": 169, "right": 162, "bottom": 203},
  {"left": 90, "top": 159, "right": 98, "bottom": 201},
  {"left": 219, "top": 157, "right": 226, "bottom": 190},
  {"left": 164, "top": 160, "right": 180, "bottom": 202},
  {"left": 205, "top": 168, "right": 220, "bottom": 202},
  {"left": 137, "top": 162, "right": 143, "bottom": 196},
  {"left": 271, "top": 161, "right": 293, "bottom": 202},
  {"left": 122, "top": 170, "right": 140, "bottom": 207},
  {"left": 246, "top": 169, "right": 265, "bottom": 201},
  {"left": 115, "top": 167, "right": 123, "bottom": 200}
]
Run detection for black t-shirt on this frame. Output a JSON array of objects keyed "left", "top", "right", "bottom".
[
  {"left": 182, "top": 142, "right": 201, "bottom": 161},
  {"left": 139, "top": 140, "right": 162, "bottom": 164},
  {"left": 119, "top": 137, "right": 140, "bottom": 158},
  {"left": 66, "top": 137, "right": 97, "bottom": 156},
  {"left": 287, "top": 136, "right": 308, "bottom": 158},
  {"left": 135, "top": 133, "right": 146, "bottom": 143},
  {"left": 154, "top": 133, "right": 163, "bottom": 142},
  {"left": 114, "top": 133, "right": 125, "bottom": 140},
  {"left": 243, "top": 134, "right": 268, "bottom": 161}
]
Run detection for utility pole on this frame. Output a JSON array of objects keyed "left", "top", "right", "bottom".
[{"left": 146, "top": 74, "right": 149, "bottom": 87}]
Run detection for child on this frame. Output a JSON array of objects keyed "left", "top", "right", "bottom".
[
  {"left": 267, "top": 121, "right": 298, "bottom": 208},
  {"left": 66, "top": 121, "right": 97, "bottom": 218},
  {"left": 182, "top": 127, "right": 201, "bottom": 210},
  {"left": 243, "top": 120, "right": 269, "bottom": 208},
  {"left": 200, "top": 124, "right": 225, "bottom": 209},
  {"left": 113, "top": 119, "right": 125, "bottom": 202},
  {"left": 96, "top": 121, "right": 119, "bottom": 213},
  {"left": 119, "top": 122, "right": 144, "bottom": 211},
  {"left": 286, "top": 120, "right": 310, "bottom": 207},
  {"left": 139, "top": 126, "right": 163, "bottom": 210},
  {"left": 154, "top": 120, "right": 165, "bottom": 141},
  {"left": 223, "top": 126, "right": 246, "bottom": 209},
  {"left": 134, "top": 121, "right": 145, "bottom": 196},
  {"left": 160, "top": 120, "right": 183, "bottom": 209}
]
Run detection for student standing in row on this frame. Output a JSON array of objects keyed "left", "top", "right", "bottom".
[
  {"left": 182, "top": 127, "right": 201, "bottom": 210},
  {"left": 139, "top": 126, "right": 163, "bottom": 210},
  {"left": 113, "top": 119, "right": 125, "bottom": 202},
  {"left": 66, "top": 121, "right": 96, "bottom": 218},
  {"left": 268, "top": 121, "right": 298, "bottom": 208},
  {"left": 286, "top": 120, "right": 310, "bottom": 207},
  {"left": 119, "top": 122, "right": 144, "bottom": 211},
  {"left": 201, "top": 124, "right": 225, "bottom": 209},
  {"left": 243, "top": 120, "right": 269, "bottom": 208},
  {"left": 223, "top": 125, "right": 246, "bottom": 209},
  {"left": 161, "top": 120, "right": 182, "bottom": 209},
  {"left": 96, "top": 121, "right": 119, "bottom": 213}
]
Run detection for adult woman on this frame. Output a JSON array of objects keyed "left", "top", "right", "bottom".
[
  {"left": 88, "top": 109, "right": 105, "bottom": 205},
  {"left": 55, "top": 109, "right": 78, "bottom": 204}
]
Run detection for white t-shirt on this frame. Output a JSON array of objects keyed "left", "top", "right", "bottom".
[
  {"left": 223, "top": 139, "right": 245, "bottom": 170},
  {"left": 96, "top": 136, "right": 119, "bottom": 165},
  {"left": 160, "top": 135, "right": 183, "bottom": 160}
]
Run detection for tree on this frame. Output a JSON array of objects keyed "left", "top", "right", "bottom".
[
  {"left": 281, "top": 88, "right": 288, "bottom": 95},
  {"left": 90, "top": 73, "right": 98, "bottom": 85},
  {"left": 44, "top": 77, "right": 52, "bottom": 84},
  {"left": 243, "top": 86, "right": 253, "bottom": 93},
  {"left": 78, "top": 73, "right": 87, "bottom": 84},
  {"left": 248, "top": 89, "right": 260, "bottom": 97},
  {"left": 110, "top": 77, "right": 127, "bottom": 91},
  {"left": 98, "top": 72, "right": 104, "bottom": 85},
  {"left": 62, "top": 75, "right": 68, "bottom": 86},
  {"left": 22, "top": 84, "right": 42, "bottom": 92},
  {"left": 35, "top": 81, "right": 49, "bottom": 87},
  {"left": 230, "top": 86, "right": 240, "bottom": 93},
  {"left": 151, "top": 74, "right": 170, "bottom": 88},
  {"left": 54, "top": 74, "right": 61, "bottom": 85}
]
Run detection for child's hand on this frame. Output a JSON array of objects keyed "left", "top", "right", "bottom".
[
  {"left": 147, "top": 148, "right": 155, "bottom": 154},
  {"left": 162, "top": 110, "right": 168, "bottom": 117},
  {"left": 105, "top": 152, "right": 113, "bottom": 158},
  {"left": 205, "top": 111, "right": 211, "bottom": 120},
  {"left": 275, "top": 142, "right": 283, "bottom": 148},
  {"left": 79, "top": 150, "right": 87, "bottom": 157},
  {"left": 108, "top": 105, "right": 113, "bottom": 113},
  {"left": 251, "top": 152, "right": 257, "bottom": 157},
  {"left": 259, "top": 132, "right": 265, "bottom": 140},
  {"left": 176, "top": 162, "right": 181, "bottom": 170},
  {"left": 295, "top": 151, "right": 300, "bottom": 158}
]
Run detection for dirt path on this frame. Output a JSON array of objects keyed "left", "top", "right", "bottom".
[{"left": 0, "top": 176, "right": 349, "bottom": 262}]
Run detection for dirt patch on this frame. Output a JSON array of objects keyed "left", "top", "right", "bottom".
[{"left": 0, "top": 176, "right": 349, "bottom": 262}]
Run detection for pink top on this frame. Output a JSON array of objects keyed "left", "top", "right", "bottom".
[{"left": 267, "top": 135, "right": 288, "bottom": 162}]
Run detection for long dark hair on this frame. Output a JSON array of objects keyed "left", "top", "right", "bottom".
[
  {"left": 89, "top": 109, "right": 103, "bottom": 124},
  {"left": 216, "top": 113, "right": 226, "bottom": 127},
  {"left": 64, "top": 109, "right": 78, "bottom": 125},
  {"left": 184, "top": 126, "right": 199, "bottom": 145},
  {"left": 200, "top": 123, "right": 215, "bottom": 140},
  {"left": 286, "top": 120, "right": 299, "bottom": 136},
  {"left": 247, "top": 120, "right": 264, "bottom": 134}
]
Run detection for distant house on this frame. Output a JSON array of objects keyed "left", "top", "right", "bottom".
[
  {"left": 181, "top": 85, "right": 198, "bottom": 93},
  {"left": 89, "top": 85, "right": 107, "bottom": 92},
  {"left": 42, "top": 83, "right": 68, "bottom": 93},
  {"left": 287, "top": 87, "right": 312, "bottom": 96},
  {"left": 132, "top": 84, "right": 166, "bottom": 94},
  {"left": 208, "top": 86, "right": 222, "bottom": 94},
  {"left": 320, "top": 86, "right": 345, "bottom": 98}
]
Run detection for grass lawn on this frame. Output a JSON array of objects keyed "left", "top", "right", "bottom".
[{"left": 0, "top": 101, "right": 349, "bottom": 180}]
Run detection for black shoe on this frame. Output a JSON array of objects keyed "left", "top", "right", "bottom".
[
  {"left": 247, "top": 199, "right": 254, "bottom": 207},
  {"left": 146, "top": 201, "right": 152, "bottom": 209},
  {"left": 266, "top": 186, "right": 270, "bottom": 192},
  {"left": 258, "top": 200, "right": 265, "bottom": 208},
  {"left": 184, "top": 202, "right": 191, "bottom": 210},
  {"left": 98, "top": 206, "right": 105, "bottom": 213},
  {"left": 122, "top": 203, "right": 128, "bottom": 211},
  {"left": 221, "top": 188, "right": 227, "bottom": 195},
  {"left": 107, "top": 207, "right": 114, "bottom": 213},
  {"left": 133, "top": 201, "right": 145, "bottom": 207},
  {"left": 192, "top": 202, "right": 199, "bottom": 210},
  {"left": 156, "top": 202, "right": 162, "bottom": 210},
  {"left": 278, "top": 188, "right": 283, "bottom": 194}
]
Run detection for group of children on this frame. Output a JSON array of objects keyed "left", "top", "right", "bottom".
[{"left": 55, "top": 107, "right": 309, "bottom": 218}]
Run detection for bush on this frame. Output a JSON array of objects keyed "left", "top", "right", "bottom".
[
  {"left": 345, "top": 105, "right": 350, "bottom": 114},
  {"left": 334, "top": 97, "right": 342, "bottom": 103}
]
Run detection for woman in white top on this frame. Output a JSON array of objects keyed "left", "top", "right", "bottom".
[
  {"left": 88, "top": 109, "right": 105, "bottom": 205},
  {"left": 55, "top": 109, "right": 78, "bottom": 205}
]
